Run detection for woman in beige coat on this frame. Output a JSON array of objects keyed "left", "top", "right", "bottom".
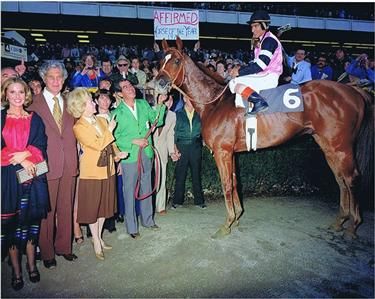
[{"left": 67, "top": 88, "right": 127, "bottom": 260}]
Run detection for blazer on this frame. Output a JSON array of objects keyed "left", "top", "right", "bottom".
[
  {"left": 28, "top": 92, "right": 78, "bottom": 180},
  {"left": 153, "top": 110, "right": 176, "bottom": 164},
  {"left": 73, "top": 117, "right": 117, "bottom": 180},
  {"left": 112, "top": 99, "right": 166, "bottom": 164}
]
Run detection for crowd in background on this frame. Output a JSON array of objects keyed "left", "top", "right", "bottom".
[
  {"left": 16, "top": 40, "right": 375, "bottom": 96},
  {"left": 144, "top": 2, "right": 374, "bottom": 20}
]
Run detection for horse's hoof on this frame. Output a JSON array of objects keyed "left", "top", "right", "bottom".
[
  {"left": 211, "top": 225, "right": 231, "bottom": 239},
  {"left": 232, "top": 220, "right": 240, "bottom": 228},
  {"left": 329, "top": 222, "right": 343, "bottom": 232},
  {"left": 343, "top": 229, "right": 358, "bottom": 240}
]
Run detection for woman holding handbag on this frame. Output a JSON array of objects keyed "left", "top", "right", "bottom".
[
  {"left": 1, "top": 78, "right": 49, "bottom": 291},
  {"left": 67, "top": 88, "right": 127, "bottom": 261}
]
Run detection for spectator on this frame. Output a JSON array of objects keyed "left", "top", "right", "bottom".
[
  {"left": 112, "top": 78, "right": 166, "bottom": 239},
  {"left": 346, "top": 54, "right": 375, "bottom": 85},
  {"left": 311, "top": 55, "right": 333, "bottom": 80},
  {"left": 28, "top": 61, "right": 78, "bottom": 269},
  {"left": 153, "top": 94, "right": 178, "bottom": 215},
  {"left": 67, "top": 88, "right": 127, "bottom": 260},
  {"left": 28, "top": 78, "right": 43, "bottom": 95},
  {"left": 287, "top": 48, "right": 312, "bottom": 84},
  {"left": 171, "top": 98, "right": 206, "bottom": 210},
  {"left": 101, "top": 57, "right": 114, "bottom": 79},
  {"left": 1, "top": 67, "right": 19, "bottom": 83},
  {"left": 130, "top": 57, "right": 147, "bottom": 89},
  {"left": 98, "top": 78, "right": 112, "bottom": 91},
  {"left": 109, "top": 55, "right": 138, "bottom": 87},
  {"left": 1, "top": 60, "right": 27, "bottom": 84},
  {"left": 70, "top": 54, "right": 105, "bottom": 90},
  {"left": 70, "top": 44, "right": 80, "bottom": 59},
  {"left": 94, "top": 89, "right": 121, "bottom": 228},
  {"left": 61, "top": 44, "right": 71, "bottom": 59},
  {"left": 1, "top": 78, "right": 49, "bottom": 290},
  {"left": 332, "top": 48, "right": 350, "bottom": 81}
]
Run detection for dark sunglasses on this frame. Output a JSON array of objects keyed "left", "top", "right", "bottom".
[{"left": 118, "top": 63, "right": 128, "bottom": 67}]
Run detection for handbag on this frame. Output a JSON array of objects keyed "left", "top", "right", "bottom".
[
  {"left": 97, "top": 144, "right": 115, "bottom": 167},
  {"left": 16, "top": 160, "right": 49, "bottom": 184}
]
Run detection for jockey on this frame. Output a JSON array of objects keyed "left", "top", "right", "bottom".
[{"left": 229, "top": 10, "right": 283, "bottom": 116}]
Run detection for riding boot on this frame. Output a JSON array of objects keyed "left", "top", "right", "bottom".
[{"left": 245, "top": 91, "right": 269, "bottom": 116}]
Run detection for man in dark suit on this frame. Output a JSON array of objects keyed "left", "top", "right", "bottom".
[
  {"left": 28, "top": 61, "right": 78, "bottom": 269},
  {"left": 172, "top": 98, "right": 206, "bottom": 209}
]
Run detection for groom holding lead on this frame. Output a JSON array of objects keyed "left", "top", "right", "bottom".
[{"left": 112, "top": 78, "right": 166, "bottom": 239}]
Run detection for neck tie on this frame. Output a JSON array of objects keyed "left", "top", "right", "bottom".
[{"left": 52, "top": 96, "right": 62, "bottom": 132}]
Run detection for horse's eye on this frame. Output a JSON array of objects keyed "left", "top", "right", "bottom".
[{"left": 175, "top": 58, "right": 180, "bottom": 65}]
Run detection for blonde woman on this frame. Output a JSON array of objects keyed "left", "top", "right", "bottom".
[
  {"left": 67, "top": 88, "right": 127, "bottom": 260},
  {"left": 1, "top": 78, "right": 49, "bottom": 290}
]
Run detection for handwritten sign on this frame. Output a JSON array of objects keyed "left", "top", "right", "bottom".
[{"left": 154, "top": 10, "right": 199, "bottom": 40}]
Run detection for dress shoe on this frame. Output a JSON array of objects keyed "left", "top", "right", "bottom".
[
  {"left": 158, "top": 210, "right": 167, "bottom": 215},
  {"left": 130, "top": 233, "right": 141, "bottom": 239},
  {"left": 43, "top": 258, "right": 57, "bottom": 269},
  {"left": 56, "top": 253, "right": 78, "bottom": 261},
  {"left": 116, "top": 215, "right": 124, "bottom": 223},
  {"left": 147, "top": 224, "right": 161, "bottom": 231}
]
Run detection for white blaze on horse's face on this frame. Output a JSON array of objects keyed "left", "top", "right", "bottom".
[{"left": 162, "top": 54, "right": 172, "bottom": 70}]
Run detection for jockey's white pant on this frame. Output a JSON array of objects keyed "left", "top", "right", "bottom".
[{"left": 229, "top": 73, "right": 280, "bottom": 107}]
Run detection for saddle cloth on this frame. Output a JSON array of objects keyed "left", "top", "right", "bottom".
[
  {"left": 241, "top": 84, "right": 304, "bottom": 151},
  {"left": 235, "top": 83, "right": 304, "bottom": 113}
]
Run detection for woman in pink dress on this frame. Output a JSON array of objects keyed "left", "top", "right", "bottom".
[{"left": 1, "top": 78, "right": 49, "bottom": 291}]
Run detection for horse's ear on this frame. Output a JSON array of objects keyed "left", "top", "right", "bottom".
[
  {"left": 176, "top": 36, "right": 183, "bottom": 51},
  {"left": 162, "top": 39, "right": 169, "bottom": 52}
]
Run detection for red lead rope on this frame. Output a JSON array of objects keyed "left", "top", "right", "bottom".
[{"left": 134, "top": 117, "right": 161, "bottom": 200}]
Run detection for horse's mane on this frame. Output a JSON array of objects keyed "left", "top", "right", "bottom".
[{"left": 194, "top": 60, "right": 226, "bottom": 86}]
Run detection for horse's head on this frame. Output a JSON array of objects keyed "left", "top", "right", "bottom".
[{"left": 155, "top": 37, "right": 185, "bottom": 95}]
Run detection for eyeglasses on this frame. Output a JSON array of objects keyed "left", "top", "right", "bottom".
[{"left": 118, "top": 64, "right": 128, "bottom": 67}]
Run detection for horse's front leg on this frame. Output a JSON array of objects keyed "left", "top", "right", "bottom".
[{"left": 211, "top": 150, "right": 235, "bottom": 239}]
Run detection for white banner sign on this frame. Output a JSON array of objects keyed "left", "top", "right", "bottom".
[
  {"left": 154, "top": 10, "right": 199, "bottom": 40},
  {"left": 1, "top": 42, "right": 28, "bottom": 62}
]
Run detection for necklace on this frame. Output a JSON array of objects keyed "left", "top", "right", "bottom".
[{"left": 6, "top": 110, "right": 29, "bottom": 118}]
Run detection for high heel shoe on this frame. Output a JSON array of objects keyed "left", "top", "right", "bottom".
[
  {"left": 91, "top": 239, "right": 112, "bottom": 250},
  {"left": 11, "top": 269, "right": 24, "bottom": 291},
  {"left": 26, "top": 263, "right": 40, "bottom": 283},
  {"left": 74, "top": 235, "right": 84, "bottom": 244},
  {"left": 101, "top": 240, "right": 113, "bottom": 250},
  {"left": 91, "top": 241, "right": 105, "bottom": 261}
]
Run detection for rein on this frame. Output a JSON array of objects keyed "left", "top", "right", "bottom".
[
  {"left": 134, "top": 109, "right": 162, "bottom": 200},
  {"left": 159, "top": 48, "right": 229, "bottom": 105}
]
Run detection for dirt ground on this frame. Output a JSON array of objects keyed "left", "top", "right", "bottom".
[{"left": 1, "top": 196, "right": 374, "bottom": 298}]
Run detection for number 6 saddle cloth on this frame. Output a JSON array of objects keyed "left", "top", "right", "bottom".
[
  {"left": 239, "top": 83, "right": 304, "bottom": 151},
  {"left": 235, "top": 83, "right": 304, "bottom": 113}
]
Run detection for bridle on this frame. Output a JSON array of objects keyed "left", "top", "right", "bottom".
[{"left": 158, "top": 48, "right": 229, "bottom": 105}]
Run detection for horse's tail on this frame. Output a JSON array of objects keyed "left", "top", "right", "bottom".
[{"left": 354, "top": 88, "right": 374, "bottom": 208}]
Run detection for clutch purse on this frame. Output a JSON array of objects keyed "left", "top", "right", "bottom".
[{"left": 16, "top": 160, "right": 49, "bottom": 184}]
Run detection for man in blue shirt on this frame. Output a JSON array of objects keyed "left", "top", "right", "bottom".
[
  {"left": 286, "top": 48, "right": 312, "bottom": 84},
  {"left": 311, "top": 55, "right": 333, "bottom": 80}
]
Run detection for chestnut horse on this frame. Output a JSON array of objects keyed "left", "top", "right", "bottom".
[{"left": 155, "top": 37, "right": 373, "bottom": 239}]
